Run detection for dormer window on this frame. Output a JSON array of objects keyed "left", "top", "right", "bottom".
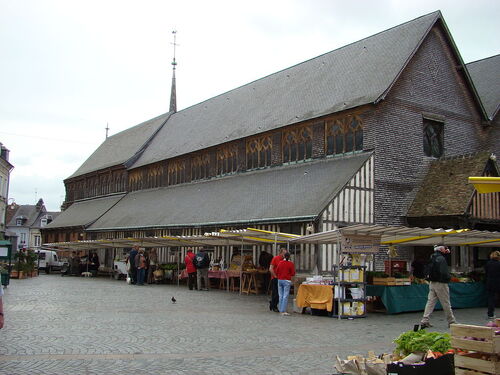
[
  {"left": 41, "top": 214, "right": 52, "bottom": 227},
  {"left": 16, "top": 218, "right": 23, "bottom": 226}
]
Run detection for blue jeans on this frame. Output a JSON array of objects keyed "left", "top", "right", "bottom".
[
  {"left": 278, "top": 279, "right": 292, "bottom": 313},
  {"left": 136, "top": 268, "right": 145, "bottom": 285}
]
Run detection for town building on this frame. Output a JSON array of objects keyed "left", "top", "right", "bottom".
[
  {"left": 43, "top": 11, "right": 500, "bottom": 272},
  {"left": 6, "top": 199, "right": 59, "bottom": 251},
  {"left": 0, "top": 143, "right": 14, "bottom": 240}
]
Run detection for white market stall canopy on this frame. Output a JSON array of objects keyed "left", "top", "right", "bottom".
[
  {"left": 289, "top": 224, "right": 500, "bottom": 247},
  {"left": 42, "top": 228, "right": 299, "bottom": 252}
]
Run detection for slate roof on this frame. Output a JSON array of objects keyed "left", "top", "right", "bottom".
[
  {"left": 87, "top": 153, "right": 372, "bottom": 230},
  {"left": 32, "top": 211, "right": 61, "bottom": 229},
  {"left": 67, "top": 113, "right": 169, "bottom": 179},
  {"left": 6, "top": 205, "right": 44, "bottom": 227},
  {"left": 131, "top": 12, "right": 442, "bottom": 169},
  {"left": 45, "top": 194, "right": 125, "bottom": 229},
  {"left": 407, "top": 152, "right": 496, "bottom": 217},
  {"left": 466, "top": 54, "right": 500, "bottom": 121}
]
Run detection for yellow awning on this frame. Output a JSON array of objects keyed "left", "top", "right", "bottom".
[{"left": 468, "top": 176, "right": 500, "bottom": 193}]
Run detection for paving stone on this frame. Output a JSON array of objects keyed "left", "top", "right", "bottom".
[{"left": 0, "top": 275, "right": 489, "bottom": 374}]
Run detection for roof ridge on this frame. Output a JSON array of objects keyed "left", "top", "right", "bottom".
[{"left": 466, "top": 53, "right": 500, "bottom": 66}]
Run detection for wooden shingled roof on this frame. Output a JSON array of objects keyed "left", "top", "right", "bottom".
[{"left": 407, "top": 152, "right": 498, "bottom": 217}]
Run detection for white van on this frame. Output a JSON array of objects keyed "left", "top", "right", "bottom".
[{"left": 35, "top": 250, "right": 67, "bottom": 274}]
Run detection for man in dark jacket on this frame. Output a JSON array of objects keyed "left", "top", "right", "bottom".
[
  {"left": 420, "top": 246, "right": 456, "bottom": 328},
  {"left": 195, "top": 249, "right": 210, "bottom": 291},
  {"left": 485, "top": 250, "right": 500, "bottom": 320},
  {"left": 127, "top": 246, "right": 139, "bottom": 285}
]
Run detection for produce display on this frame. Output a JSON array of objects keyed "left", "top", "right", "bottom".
[{"left": 393, "top": 329, "right": 451, "bottom": 358}]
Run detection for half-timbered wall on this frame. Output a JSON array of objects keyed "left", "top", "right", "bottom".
[{"left": 319, "top": 154, "right": 375, "bottom": 272}]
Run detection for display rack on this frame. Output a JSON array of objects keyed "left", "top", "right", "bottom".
[{"left": 331, "top": 264, "right": 367, "bottom": 319}]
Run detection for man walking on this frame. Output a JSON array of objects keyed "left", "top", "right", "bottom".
[
  {"left": 420, "top": 245, "right": 457, "bottom": 328},
  {"left": 269, "top": 248, "right": 287, "bottom": 312},
  {"left": 195, "top": 248, "right": 210, "bottom": 291},
  {"left": 127, "top": 245, "right": 139, "bottom": 285}
]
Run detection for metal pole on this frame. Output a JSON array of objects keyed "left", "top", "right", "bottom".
[
  {"left": 240, "top": 237, "right": 243, "bottom": 295},
  {"left": 177, "top": 248, "right": 180, "bottom": 287}
]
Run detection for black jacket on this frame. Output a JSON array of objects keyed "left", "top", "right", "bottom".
[
  {"left": 428, "top": 251, "right": 451, "bottom": 283},
  {"left": 484, "top": 259, "right": 500, "bottom": 292}
]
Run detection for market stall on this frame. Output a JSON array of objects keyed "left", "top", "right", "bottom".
[
  {"left": 366, "top": 282, "right": 487, "bottom": 314},
  {"left": 290, "top": 224, "right": 500, "bottom": 319},
  {"left": 43, "top": 228, "right": 298, "bottom": 294}
]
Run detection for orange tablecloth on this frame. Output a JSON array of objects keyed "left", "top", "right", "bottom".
[{"left": 295, "top": 284, "right": 334, "bottom": 312}]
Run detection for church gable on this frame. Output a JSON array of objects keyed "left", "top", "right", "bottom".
[{"left": 387, "top": 22, "right": 483, "bottom": 122}]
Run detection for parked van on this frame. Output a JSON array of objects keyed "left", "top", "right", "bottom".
[{"left": 35, "top": 250, "right": 67, "bottom": 274}]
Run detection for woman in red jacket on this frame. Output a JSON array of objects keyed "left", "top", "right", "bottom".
[
  {"left": 185, "top": 248, "right": 197, "bottom": 290},
  {"left": 276, "top": 252, "right": 295, "bottom": 316}
]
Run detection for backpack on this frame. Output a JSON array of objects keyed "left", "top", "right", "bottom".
[{"left": 423, "top": 256, "right": 440, "bottom": 281}]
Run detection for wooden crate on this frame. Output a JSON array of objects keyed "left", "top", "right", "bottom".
[
  {"left": 454, "top": 352, "right": 499, "bottom": 375},
  {"left": 395, "top": 278, "right": 411, "bottom": 285},
  {"left": 451, "top": 323, "right": 500, "bottom": 353},
  {"left": 372, "top": 277, "right": 396, "bottom": 285}
]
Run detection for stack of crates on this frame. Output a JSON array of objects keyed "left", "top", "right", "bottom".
[{"left": 451, "top": 320, "right": 499, "bottom": 375}]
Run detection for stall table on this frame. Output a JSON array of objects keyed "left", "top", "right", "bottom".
[
  {"left": 295, "top": 284, "right": 334, "bottom": 312},
  {"left": 366, "top": 282, "right": 487, "bottom": 314}
]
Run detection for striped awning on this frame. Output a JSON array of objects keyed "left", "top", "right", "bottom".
[
  {"left": 289, "top": 224, "right": 500, "bottom": 247},
  {"left": 42, "top": 228, "right": 300, "bottom": 251}
]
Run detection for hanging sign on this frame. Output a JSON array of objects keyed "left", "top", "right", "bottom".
[{"left": 341, "top": 234, "right": 380, "bottom": 254}]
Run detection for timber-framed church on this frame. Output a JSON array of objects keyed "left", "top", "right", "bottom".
[{"left": 43, "top": 11, "right": 500, "bottom": 272}]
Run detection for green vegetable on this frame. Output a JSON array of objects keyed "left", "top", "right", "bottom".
[{"left": 394, "top": 330, "right": 451, "bottom": 356}]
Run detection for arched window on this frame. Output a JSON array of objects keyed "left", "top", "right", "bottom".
[
  {"left": 246, "top": 135, "right": 272, "bottom": 169},
  {"left": 216, "top": 144, "right": 238, "bottom": 176},
  {"left": 423, "top": 119, "right": 444, "bottom": 158},
  {"left": 282, "top": 124, "right": 313, "bottom": 163},
  {"left": 191, "top": 153, "right": 210, "bottom": 180},
  {"left": 325, "top": 115, "right": 363, "bottom": 156},
  {"left": 168, "top": 159, "right": 187, "bottom": 185}
]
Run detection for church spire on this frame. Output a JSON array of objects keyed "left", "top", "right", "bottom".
[{"left": 169, "top": 30, "right": 178, "bottom": 113}]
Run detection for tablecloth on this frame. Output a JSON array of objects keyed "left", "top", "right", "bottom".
[
  {"left": 296, "top": 284, "right": 334, "bottom": 312},
  {"left": 366, "top": 282, "right": 487, "bottom": 314}
]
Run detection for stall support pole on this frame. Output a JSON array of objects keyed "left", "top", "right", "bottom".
[
  {"left": 177, "top": 249, "right": 180, "bottom": 287},
  {"left": 240, "top": 237, "right": 243, "bottom": 295},
  {"left": 336, "top": 236, "right": 341, "bottom": 321}
]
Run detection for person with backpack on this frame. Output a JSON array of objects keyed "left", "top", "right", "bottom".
[
  {"left": 484, "top": 250, "right": 500, "bottom": 320},
  {"left": 195, "top": 248, "right": 210, "bottom": 291},
  {"left": 420, "top": 245, "right": 457, "bottom": 328}
]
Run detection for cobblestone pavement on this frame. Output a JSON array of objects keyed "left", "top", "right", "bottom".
[{"left": 0, "top": 275, "right": 489, "bottom": 375}]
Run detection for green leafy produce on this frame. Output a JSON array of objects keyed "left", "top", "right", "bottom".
[{"left": 394, "top": 330, "right": 451, "bottom": 356}]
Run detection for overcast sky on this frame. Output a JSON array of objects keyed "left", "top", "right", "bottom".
[{"left": 1, "top": 0, "right": 499, "bottom": 211}]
